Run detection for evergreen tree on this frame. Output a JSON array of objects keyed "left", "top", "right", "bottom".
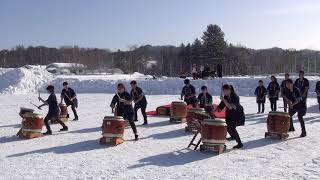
[
  {"left": 191, "top": 38, "right": 203, "bottom": 64},
  {"left": 202, "top": 24, "right": 227, "bottom": 60}
]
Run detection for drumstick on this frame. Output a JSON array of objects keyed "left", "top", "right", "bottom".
[
  {"left": 29, "top": 101, "right": 40, "bottom": 109},
  {"left": 38, "top": 91, "right": 41, "bottom": 102},
  {"left": 64, "top": 93, "right": 72, "bottom": 101}
]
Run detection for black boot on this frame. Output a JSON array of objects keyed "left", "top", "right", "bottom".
[
  {"left": 289, "top": 118, "right": 295, "bottom": 132},
  {"left": 226, "top": 137, "right": 236, "bottom": 141},
  {"left": 300, "top": 130, "right": 306, "bottom": 137},
  {"left": 135, "top": 134, "right": 139, "bottom": 141},
  {"left": 60, "top": 126, "right": 68, "bottom": 132},
  {"left": 43, "top": 130, "right": 52, "bottom": 135},
  {"left": 233, "top": 142, "right": 243, "bottom": 149},
  {"left": 142, "top": 121, "right": 148, "bottom": 125}
]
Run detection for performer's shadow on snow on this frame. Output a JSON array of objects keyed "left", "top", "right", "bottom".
[
  {"left": 69, "top": 127, "right": 101, "bottom": 134},
  {"left": 0, "top": 136, "right": 24, "bottom": 144},
  {"left": 243, "top": 136, "right": 300, "bottom": 150},
  {"left": 244, "top": 114, "right": 268, "bottom": 125},
  {"left": 7, "top": 139, "right": 104, "bottom": 157},
  {"left": 0, "top": 123, "right": 20, "bottom": 128},
  {"left": 128, "top": 148, "right": 213, "bottom": 168},
  {"left": 145, "top": 128, "right": 188, "bottom": 140}
]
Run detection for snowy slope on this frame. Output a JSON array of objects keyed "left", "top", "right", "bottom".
[{"left": 0, "top": 94, "right": 320, "bottom": 180}]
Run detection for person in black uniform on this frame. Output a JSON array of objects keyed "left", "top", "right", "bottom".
[
  {"left": 267, "top": 75, "right": 280, "bottom": 111},
  {"left": 294, "top": 70, "right": 309, "bottom": 106},
  {"left": 181, "top": 79, "right": 197, "bottom": 107},
  {"left": 197, "top": 86, "right": 214, "bottom": 117},
  {"left": 254, "top": 80, "right": 267, "bottom": 114},
  {"left": 60, "top": 82, "right": 79, "bottom": 121},
  {"left": 280, "top": 73, "right": 290, "bottom": 112},
  {"left": 216, "top": 63, "right": 223, "bottom": 78},
  {"left": 217, "top": 84, "right": 245, "bottom": 149},
  {"left": 283, "top": 79, "right": 307, "bottom": 137},
  {"left": 38, "top": 85, "right": 68, "bottom": 135},
  {"left": 130, "top": 80, "right": 148, "bottom": 125},
  {"left": 110, "top": 83, "right": 138, "bottom": 141},
  {"left": 315, "top": 80, "right": 320, "bottom": 111}
]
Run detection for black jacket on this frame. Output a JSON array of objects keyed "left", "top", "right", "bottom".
[
  {"left": 110, "top": 91, "right": 134, "bottom": 119},
  {"left": 218, "top": 93, "right": 245, "bottom": 126},
  {"left": 61, "top": 88, "right": 77, "bottom": 106},
  {"left": 254, "top": 86, "right": 267, "bottom": 103},
  {"left": 267, "top": 81, "right": 280, "bottom": 100}
]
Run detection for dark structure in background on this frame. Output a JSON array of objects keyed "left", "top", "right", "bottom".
[{"left": 1, "top": 24, "right": 320, "bottom": 76}]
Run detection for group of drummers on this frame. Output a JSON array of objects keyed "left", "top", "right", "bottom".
[
  {"left": 36, "top": 70, "right": 317, "bottom": 149},
  {"left": 254, "top": 70, "right": 316, "bottom": 138}
]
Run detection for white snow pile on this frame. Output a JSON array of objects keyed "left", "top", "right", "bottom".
[
  {"left": 0, "top": 67, "right": 53, "bottom": 94},
  {"left": 0, "top": 67, "right": 319, "bottom": 96}
]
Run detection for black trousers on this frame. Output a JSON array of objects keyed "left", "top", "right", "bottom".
[
  {"left": 67, "top": 101, "right": 78, "bottom": 119},
  {"left": 257, "top": 102, "right": 265, "bottom": 113},
  {"left": 44, "top": 114, "right": 67, "bottom": 132},
  {"left": 134, "top": 103, "right": 147, "bottom": 122},
  {"left": 122, "top": 112, "right": 138, "bottom": 135},
  {"left": 289, "top": 108, "right": 306, "bottom": 132},
  {"left": 270, "top": 99, "right": 277, "bottom": 111},
  {"left": 227, "top": 124, "right": 242, "bottom": 144},
  {"left": 283, "top": 99, "right": 288, "bottom": 112}
]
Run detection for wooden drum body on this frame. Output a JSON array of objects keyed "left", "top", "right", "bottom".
[
  {"left": 185, "top": 108, "right": 206, "bottom": 132},
  {"left": 170, "top": 101, "right": 187, "bottom": 123},
  {"left": 59, "top": 103, "right": 68, "bottom": 122},
  {"left": 100, "top": 116, "right": 125, "bottom": 145},
  {"left": 265, "top": 111, "right": 290, "bottom": 139},
  {"left": 201, "top": 119, "right": 227, "bottom": 146},
  {"left": 19, "top": 113, "right": 44, "bottom": 139},
  {"left": 200, "top": 119, "right": 227, "bottom": 154}
]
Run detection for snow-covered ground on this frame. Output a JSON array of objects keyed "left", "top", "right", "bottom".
[{"left": 0, "top": 94, "right": 320, "bottom": 180}]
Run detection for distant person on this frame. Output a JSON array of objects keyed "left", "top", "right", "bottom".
[
  {"left": 181, "top": 79, "right": 197, "bottom": 107},
  {"left": 254, "top": 80, "right": 267, "bottom": 114},
  {"left": 197, "top": 85, "right": 214, "bottom": 117},
  {"left": 110, "top": 83, "right": 138, "bottom": 141},
  {"left": 283, "top": 79, "right": 306, "bottom": 137},
  {"left": 217, "top": 84, "right": 245, "bottom": 149},
  {"left": 191, "top": 64, "right": 198, "bottom": 80},
  {"left": 267, "top": 75, "right": 280, "bottom": 111},
  {"left": 130, "top": 81, "right": 148, "bottom": 125},
  {"left": 280, "top": 73, "right": 290, "bottom": 112},
  {"left": 315, "top": 80, "right": 320, "bottom": 111},
  {"left": 61, "top": 82, "right": 79, "bottom": 121},
  {"left": 202, "top": 64, "right": 210, "bottom": 77},
  {"left": 294, "top": 70, "right": 309, "bottom": 106},
  {"left": 216, "top": 63, "right": 223, "bottom": 78},
  {"left": 38, "top": 85, "right": 68, "bottom": 135}
]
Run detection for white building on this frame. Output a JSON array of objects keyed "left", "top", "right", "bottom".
[{"left": 46, "top": 63, "right": 86, "bottom": 74}]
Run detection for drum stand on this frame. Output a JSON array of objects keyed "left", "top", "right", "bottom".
[
  {"left": 170, "top": 117, "right": 186, "bottom": 123},
  {"left": 187, "top": 119, "right": 226, "bottom": 154},
  {"left": 17, "top": 130, "right": 43, "bottom": 139},
  {"left": 265, "top": 132, "right": 289, "bottom": 140},
  {"left": 99, "top": 137, "right": 124, "bottom": 146},
  {"left": 200, "top": 144, "right": 226, "bottom": 154}
]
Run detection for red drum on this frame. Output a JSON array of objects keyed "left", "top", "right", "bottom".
[
  {"left": 22, "top": 113, "right": 44, "bottom": 134},
  {"left": 102, "top": 116, "right": 125, "bottom": 139},
  {"left": 186, "top": 108, "right": 206, "bottom": 132},
  {"left": 201, "top": 119, "right": 227, "bottom": 146},
  {"left": 267, "top": 111, "right": 290, "bottom": 135},
  {"left": 59, "top": 103, "right": 68, "bottom": 118},
  {"left": 170, "top": 101, "right": 187, "bottom": 122},
  {"left": 19, "top": 107, "right": 34, "bottom": 118}
]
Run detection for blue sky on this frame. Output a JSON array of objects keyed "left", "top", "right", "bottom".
[{"left": 0, "top": 0, "right": 320, "bottom": 51}]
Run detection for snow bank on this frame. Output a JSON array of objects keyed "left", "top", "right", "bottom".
[
  {"left": 0, "top": 67, "right": 319, "bottom": 97},
  {"left": 0, "top": 67, "right": 52, "bottom": 94}
]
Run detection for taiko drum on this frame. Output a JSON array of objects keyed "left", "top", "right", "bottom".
[
  {"left": 59, "top": 103, "right": 68, "bottom": 118},
  {"left": 267, "top": 111, "right": 290, "bottom": 134},
  {"left": 201, "top": 119, "right": 227, "bottom": 146},
  {"left": 170, "top": 102, "right": 187, "bottom": 119},
  {"left": 22, "top": 113, "right": 44, "bottom": 133},
  {"left": 102, "top": 116, "right": 125, "bottom": 139}
]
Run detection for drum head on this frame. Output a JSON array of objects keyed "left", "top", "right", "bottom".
[
  {"left": 20, "top": 107, "right": 34, "bottom": 112},
  {"left": 269, "top": 111, "right": 289, "bottom": 117},
  {"left": 188, "top": 108, "right": 205, "bottom": 113},
  {"left": 23, "top": 113, "right": 43, "bottom": 118},
  {"left": 171, "top": 101, "right": 186, "bottom": 105},
  {"left": 103, "top": 116, "right": 124, "bottom": 121},
  {"left": 203, "top": 118, "right": 226, "bottom": 126}
]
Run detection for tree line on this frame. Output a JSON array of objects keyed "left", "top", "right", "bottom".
[{"left": 1, "top": 24, "right": 320, "bottom": 76}]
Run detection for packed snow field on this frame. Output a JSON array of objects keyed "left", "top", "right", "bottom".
[
  {"left": 0, "top": 94, "right": 320, "bottom": 180},
  {"left": 1, "top": 67, "right": 320, "bottom": 97}
]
